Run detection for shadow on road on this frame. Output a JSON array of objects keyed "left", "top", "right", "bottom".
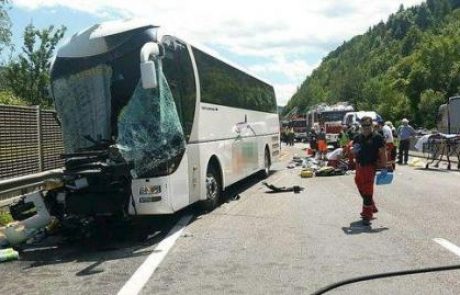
[
  {"left": 414, "top": 167, "right": 460, "bottom": 174},
  {"left": 15, "top": 170, "right": 279, "bottom": 276},
  {"left": 222, "top": 169, "right": 281, "bottom": 200},
  {"left": 342, "top": 220, "right": 389, "bottom": 235},
  {"left": 17, "top": 208, "right": 196, "bottom": 275},
  {"left": 414, "top": 167, "right": 450, "bottom": 173}
]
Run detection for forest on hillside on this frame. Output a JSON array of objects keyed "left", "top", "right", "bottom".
[{"left": 285, "top": 0, "right": 460, "bottom": 128}]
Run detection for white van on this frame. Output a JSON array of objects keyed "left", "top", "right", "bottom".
[{"left": 342, "top": 111, "right": 382, "bottom": 127}]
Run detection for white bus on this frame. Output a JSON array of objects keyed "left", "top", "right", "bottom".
[{"left": 49, "top": 20, "right": 280, "bottom": 217}]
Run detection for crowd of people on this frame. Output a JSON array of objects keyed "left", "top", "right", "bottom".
[
  {"left": 281, "top": 117, "right": 416, "bottom": 168},
  {"left": 282, "top": 116, "right": 418, "bottom": 226}
]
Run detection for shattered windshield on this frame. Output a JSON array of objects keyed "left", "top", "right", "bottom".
[
  {"left": 52, "top": 58, "right": 186, "bottom": 178},
  {"left": 116, "top": 67, "right": 186, "bottom": 178}
]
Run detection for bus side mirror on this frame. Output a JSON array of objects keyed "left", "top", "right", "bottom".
[
  {"left": 140, "top": 42, "right": 160, "bottom": 89},
  {"left": 140, "top": 61, "right": 158, "bottom": 89}
]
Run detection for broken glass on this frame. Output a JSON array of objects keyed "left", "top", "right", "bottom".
[{"left": 116, "top": 63, "right": 186, "bottom": 178}]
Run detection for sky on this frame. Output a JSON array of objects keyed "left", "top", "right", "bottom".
[{"left": 10, "top": 0, "right": 426, "bottom": 106}]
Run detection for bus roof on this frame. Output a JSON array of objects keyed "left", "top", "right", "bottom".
[{"left": 62, "top": 19, "right": 274, "bottom": 87}]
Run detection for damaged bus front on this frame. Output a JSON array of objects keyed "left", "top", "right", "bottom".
[{"left": 49, "top": 22, "right": 188, "bottom": 217}]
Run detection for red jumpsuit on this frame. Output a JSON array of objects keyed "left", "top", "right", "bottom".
[{"left": 353, "top": 133, "right": 385, "bottom": 222}]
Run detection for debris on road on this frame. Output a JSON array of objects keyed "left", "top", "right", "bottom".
[
  {"left": 286, "top": 154, "right": 350, "bottom": 178},
  {"left": 4, "top": 191, "right": 52, "bottom": 246},
  {"left": 262, "top": 182, "right": 304, "bottom": 194},
  {"left": 0, "top": 248, "right": 19, "bottom": 263},
  {"left": 300, "top": 169, "right": 314, "bottom": 178},
  {"left": 407, "top": 158, "right": 426, "bottom": 169},
  {"left": 315, "top": 166, "right": 346, "bottom": 177}
]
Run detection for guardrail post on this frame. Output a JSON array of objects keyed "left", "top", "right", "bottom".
[{"left": 36, "top": 105, "right": 43, "bottom": 172}]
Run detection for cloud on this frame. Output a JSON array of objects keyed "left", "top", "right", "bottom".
[
  {"left": 14, "top": 0, "right": 426, "bottom": 105},
  {"left": 250, "top": 57, "right": 319, "bottom": 83},
  {"left": 275, "top": 83, "right": 300, "bottom": 106}
]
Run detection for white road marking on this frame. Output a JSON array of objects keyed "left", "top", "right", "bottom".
[
  {"left": 117, "top": 214, "right": 193, "bottom": 295},
  {"left": 433, "top": 238, "right": 460, "bottom": 257}
]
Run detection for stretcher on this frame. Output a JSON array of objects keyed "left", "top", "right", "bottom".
[{"left": 415, "top": 134, "right": 460, "bottom": 170}]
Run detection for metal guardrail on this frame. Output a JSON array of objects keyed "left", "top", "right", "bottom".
[
  {"left": 0, "top": 168, "right": 63, "bottom": 208},
  {"left": 0, "top": 104, "right": 64, "bottom": 180}
]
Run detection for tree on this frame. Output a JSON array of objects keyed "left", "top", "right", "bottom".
[
  {"left": 415, "top": 4, "right": 433, "bottom": 30},
  {"left": 5, "top": 24, "right": 66, "bottom": 106},
  {"left": 449, "top": 0, "right": 460, "bottom": 9},
  {"left": 283, "top": 0, "right": 460, "bottom": 129},
  {"left": 401, "top": 26, "right": 422, "bottom": 56},
  {"left": 0, "top": 0, "right": 11, "bottom": 58},
  {"left": 418, "top": 89, "right": 446, "bottom": 128}
]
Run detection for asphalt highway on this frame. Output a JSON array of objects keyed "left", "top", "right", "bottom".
[{"left": 1, "top": 143, "right": 460, "bottom": 294}]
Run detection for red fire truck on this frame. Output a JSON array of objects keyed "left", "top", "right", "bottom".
[
  {"left": 306, "top": 102, "right": 354, "bottom": 146},
  {"left": 289, "top": 114, "right": 308, "bottom": 142}
]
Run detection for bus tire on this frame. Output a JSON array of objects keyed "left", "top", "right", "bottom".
[
  {"left": 200, "top": 165, "right": 221, "bottom": 212},
  {"left": 262, "top": 148, "right": 271, "bottom": 178}
]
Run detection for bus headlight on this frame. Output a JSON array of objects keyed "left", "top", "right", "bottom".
[{"left": 139, "top": 185, "right": 162, "bottom": 195}]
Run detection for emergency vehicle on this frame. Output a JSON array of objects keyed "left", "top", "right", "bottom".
[{"left": 306, "top": 102, "right": 354, "bottom": 146}]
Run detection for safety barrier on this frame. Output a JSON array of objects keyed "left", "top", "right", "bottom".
[
  {"left": 0, "top": 104, "right": 64, "bottom": 180},
  {"left": 0, "top": 169, "right": 63, "bottom": 207}
]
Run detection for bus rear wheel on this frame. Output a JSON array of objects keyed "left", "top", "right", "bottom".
[{"left": 200, "top": 165, "right": 221, "bottom": 212}]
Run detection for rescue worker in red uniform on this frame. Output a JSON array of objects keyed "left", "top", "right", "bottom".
[{"left": 352, "top": 116, "right": 388, "bottom": 226}]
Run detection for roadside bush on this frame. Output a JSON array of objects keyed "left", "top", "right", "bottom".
[{"left": 0, "top": 90, "right": 27, "bottom": 105}]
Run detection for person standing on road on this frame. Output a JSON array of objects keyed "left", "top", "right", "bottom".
[
  {"left": 283, "top": 127, "right": 289, "bottom": 145},
  {"left": 308, "top": 127, "right": 318, "bottom": 157},
  {"left": 397, "top": 118, "right": 416, "bottom": 165},
  {"left": 376, "top": 120, "right": 396, "bottom": 170},
  {"left": 384, "top": 121, "right": 396, "bottom": 170},
  {"left": 352, "top": 116, "right": 388, "bottom": 226},
  {"left": 317, "top": 127, "right": 327, "bottom": 160},
  {"left": 338, "top": 125, "right": 350, "bottom": 148},
  {"left": 288, "top": 126, "right": 295, "bottom": 146},
  {"left": 386, "top": 121, "right": 397, "bottom": 138}
]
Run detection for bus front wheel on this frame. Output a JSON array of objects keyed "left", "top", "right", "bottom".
[{"left": 200, "top": 165, "right": 221, "bottom": 212}]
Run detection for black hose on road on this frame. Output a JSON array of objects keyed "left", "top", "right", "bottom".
[{"left": 311, "top": 264, "right": 460, "bottom": 295}]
